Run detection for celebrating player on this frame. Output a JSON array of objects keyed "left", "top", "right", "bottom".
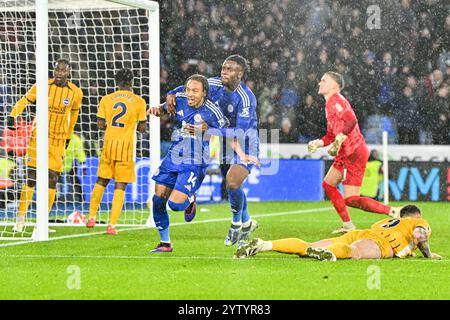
[
  {"left": 235, "top": 205, "right": 441, "bottom": 261},
  {"left": 9, "top": 59, "right": 83, "bottom": 232},
  {"left": 148, "top": 74, "right": 229, "bottom": 252},
  {"left": 308, "top": 72, "right": 402, "bottom": 234},
  {"left": 86, "top": 68, "right": 147, "bottom": 235},
  {"left": 166, "top": 55, "right": 260, "bottom": 249}
]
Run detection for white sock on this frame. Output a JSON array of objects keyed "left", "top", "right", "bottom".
[
  {"left": 231, "top": 221, "right": 242, "bottom": 228},
  {"left": 242, "top": 220, "right": 251, "bottom": 229},
  {"left": 343, "top": 221, "right": 355, "bottom": 229},
  {"left": 262, "top": 241, "right": 273, "bottom": 252}
]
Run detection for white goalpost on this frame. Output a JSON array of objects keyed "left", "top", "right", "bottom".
[
  {"left": 0, "top": 0, "right": 160, "bottom": 241},
  {"left": 382, "top": 130, "right": 389, "bottom": 205}
]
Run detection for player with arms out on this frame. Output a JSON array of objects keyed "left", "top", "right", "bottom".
[
  {"left": 148, "top": 74, "right": 230, "bottom": 252},
  {"left": 235, "top": 205, "right": 441, "bottom": 261},
  {"left": 308, "top": 72, "right": 402, "bottom": 234},
  {"left": 86, "top": 68, "right": 147, "bottom": 235},
  {"left": 166, "top": 55, "right": 260, "bottom": 249},
  {"left": 8, "top": 59, "right": 83, "bottom": 232}
]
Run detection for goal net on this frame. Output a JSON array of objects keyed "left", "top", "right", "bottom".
[{"left": 0, "top": 0, "right": 160, "bottom": 240}]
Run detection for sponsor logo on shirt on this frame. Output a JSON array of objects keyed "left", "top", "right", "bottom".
[{"left": 240, "top": 106, "right": 250, "bottom": 117}]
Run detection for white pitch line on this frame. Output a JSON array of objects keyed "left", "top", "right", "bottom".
[
  {"left": 0, "top": 207, "right": 333, "bottom": 248},
  {"left": 0, "top": 253, "right": 448, "bottom": 263}
]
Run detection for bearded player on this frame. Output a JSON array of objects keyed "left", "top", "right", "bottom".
[
  {"left": 8, "top": 59, "right": 83, "bottom": 232},
  {"left": 235, "top": 205, "right": 441, "bottom": 261},
  {"left": 308, "top": 72, "right": 402, "bottom": 234}
]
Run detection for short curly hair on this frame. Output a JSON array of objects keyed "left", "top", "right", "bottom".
[
  {"left": 115, "top": 68, "right": 134, "bottom": 87},
  {"left": 225, "top": 54, "right": 250, "bottom": 76}
]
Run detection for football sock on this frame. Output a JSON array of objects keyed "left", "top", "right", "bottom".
[
  {"left": 322, "top": 181, "right": 351, "bottom": 222},
  {"left": 48, "top": 188, "right": 56, "bottom": 213},
  {"left": 167, "top": 199, "right": 190, "bottom": 211},
  {"left": 228, "top": 188, "right": 244, "bottom": 223},
  {"left": 17, "top": 184, "right": 34, "bottom": 218},
  {"left": 345, "top": 196, "right": 390, "bottom": 215},
  {"left": 326, "top": 242, "right": 352, "bottom": 259},
  {"left": 152, "top": 195, "right": 170, "bottom": 243},
  {"left": 89, "top": 183, "right": 105, "bottom": 219},
  {"left": 272, "top": 238, "right": 309, "bottom": 256},
  {"left": 109, "top": 189, "right": 125, "bottom": 225},
  {"left": 241, "top": 193, "right": 250, "bottom": 224},
  {"left": 242, "top": 219, "right": 251, "bottom": 229}
]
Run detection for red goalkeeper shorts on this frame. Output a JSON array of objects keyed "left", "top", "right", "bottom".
[{"left": 332, "top": 143, "right": 369, "bottom": 186}]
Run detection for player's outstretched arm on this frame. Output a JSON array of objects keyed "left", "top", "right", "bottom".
[
  {"left": 147, "top": 104, "right": 165, "bottom": 117},
  {"left": 165, "top": 94, "right": 177, "bottom": 116},
  {"left": 414, "top": 227, "right": 441, "bottom": 259}
]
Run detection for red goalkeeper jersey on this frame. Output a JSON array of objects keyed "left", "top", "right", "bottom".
[{"left": 322, "top": 93, "right": 365, "bottom": 157}]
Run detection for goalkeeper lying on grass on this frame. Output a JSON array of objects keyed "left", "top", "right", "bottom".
[{"left": 234, "top": 205, "right": 442, "bottom": 261}]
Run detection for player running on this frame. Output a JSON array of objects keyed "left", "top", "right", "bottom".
[
  {"left": 8, "top": 59, "right": 83, "bottom": 232},
  {"left": 235, "top": 205, "right": 441, "bottom": 261},
  {"left": 308, "top": 72, "right": 402, "bottom": 234},
  {"left": 166, "top": 55, "right": 260, "bottom": 249},
  {"left": 148, "top": 74, "right": 229, "bottom": 252},
  {"left": 86, "top": 68, "right": 147, "bottom": 235}
]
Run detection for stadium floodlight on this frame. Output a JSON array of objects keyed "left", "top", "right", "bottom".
[{"left": 0, "top": 0, "right": 159, "bottom": 241}]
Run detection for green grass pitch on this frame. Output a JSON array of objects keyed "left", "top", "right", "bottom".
[{"left": 0, "top": 201, "right": 448, "bottom": 300}]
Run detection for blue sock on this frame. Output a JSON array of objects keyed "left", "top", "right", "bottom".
[
  {"left": 168, "top": 199, "right": 190, "bottom": 211},
  {"left": 152, "top": 195, "right": 170, "bottom": 242},
  {"left": 241, "top": 192, "right": 250, "bottom": 224},
  {"left": 228, "top": 188, "right": 244, "bottom": 224}
]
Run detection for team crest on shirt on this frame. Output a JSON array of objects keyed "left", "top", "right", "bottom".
[
  {"left": 63, "top": 98, "right": 70, "bottom": 106},
  {"left": 194, "top": 114, "right": 203, "bottom": 122},
  {"left": 334, "top": 103, "right": 343, "bottom": 112},
  {"left": 227, "top": 104, "right": 234, "bottom": 113}
]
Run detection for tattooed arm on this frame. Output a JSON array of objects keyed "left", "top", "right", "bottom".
[{"left": 413, "top": 227, "right": 441, "bottom": 259}]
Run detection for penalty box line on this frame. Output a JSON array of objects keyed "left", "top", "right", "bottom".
[{"left": 0, "top": 207, "right": 333, "bottom": 248}]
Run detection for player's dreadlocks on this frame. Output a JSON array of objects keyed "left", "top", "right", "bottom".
[
  {"left": 185, "top": 74, "right": 209, "bottom": 95},
  {"left": 115, "top": 68, "right": 134, "bottom": 87},
  {"left": 225, "top": 54, "right": 250, "bottom": 76},
  {"left": 400, "top": 205, "right": 421, "bottom": 218},
  {"left": 325, "top": 71, "right": 345, "bottom": 90}
]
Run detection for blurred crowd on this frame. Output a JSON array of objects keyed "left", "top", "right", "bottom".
[
  {"left": 160, "top": 0, "right": 450, "bottom": 144},
  {"left": 1, "top": 0, "right": 449, "bottom": 153}
]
